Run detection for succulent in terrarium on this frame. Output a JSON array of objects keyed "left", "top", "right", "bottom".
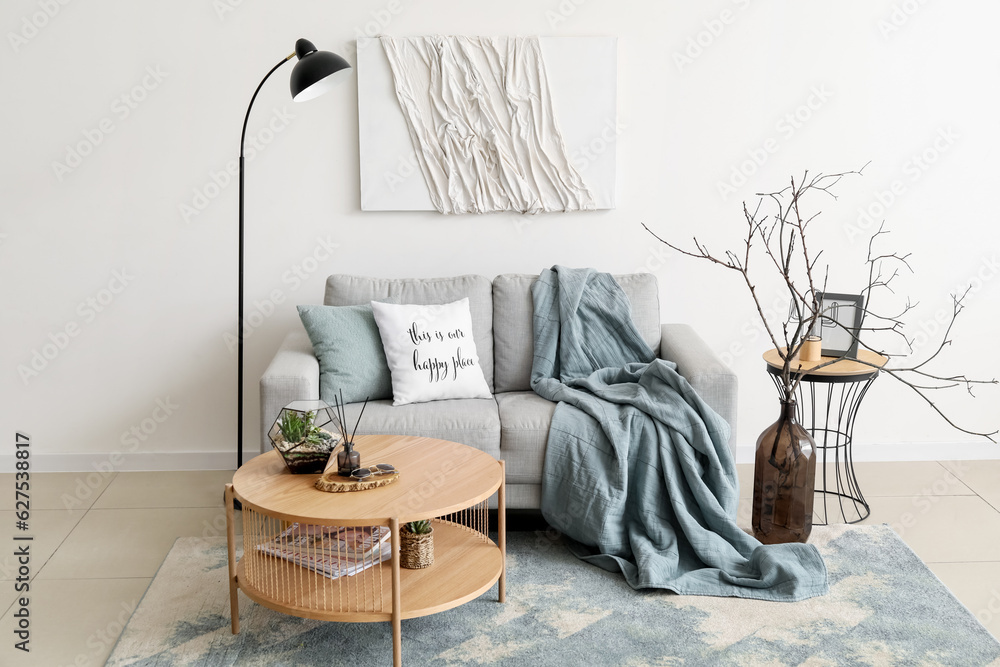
[
  {"left": 267, "top": 401, "right": 340, "bottom": 474},
  {"left": 278, "top": 410, "right": 313, "bottom": 444},
  {"left": 278, "top": 410, "right": 334, "bottom": 446}
]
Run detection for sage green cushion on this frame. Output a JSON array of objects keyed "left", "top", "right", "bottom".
[
  {"left": 323, "top": 274, "right": 495, "bottom": 391},
  {"left": 297, "top": 303, "right": 393, "bottom": 405}
]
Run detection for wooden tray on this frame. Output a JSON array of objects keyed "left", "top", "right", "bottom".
[{"left": 315, "top": 470, "right": 400, "bottom": 493}]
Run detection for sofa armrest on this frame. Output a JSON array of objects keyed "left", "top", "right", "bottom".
[
  {"left": 259, "top": 331, "right": 320, "bottom": 454},
  {"left": 659, "top": 323, "right": 738, "bottom": 452}
]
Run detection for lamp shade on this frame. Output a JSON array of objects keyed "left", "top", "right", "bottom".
[{"left": 290, "top": 38, "right": 351, "bottom": 102}]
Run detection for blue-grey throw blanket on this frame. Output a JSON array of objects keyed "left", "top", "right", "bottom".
[{"left": 531, "top": 266, "right": 828, "bottom": 601}]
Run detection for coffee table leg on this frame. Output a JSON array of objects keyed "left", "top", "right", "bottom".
[
  {"left": 498, "top": 460, "right": 506, "bottom": 604},
  {"left": 390, "top": 517, "right": 402, "bottom": 667},
  {"left": 225, "top": 484, "right": 240, "bottom": 634}
]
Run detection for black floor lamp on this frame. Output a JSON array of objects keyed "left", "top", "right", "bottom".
[{"left": 237, "top": 38, "right": 351, "bottom": 467}]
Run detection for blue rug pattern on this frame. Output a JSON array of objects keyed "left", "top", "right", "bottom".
[{"left": 107, "top": 524, "right": 1000, "bottom": 666}]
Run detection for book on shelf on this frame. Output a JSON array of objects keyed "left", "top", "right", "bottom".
[{"left": 256, "top": 523, "right": 392, "bottom": 580}]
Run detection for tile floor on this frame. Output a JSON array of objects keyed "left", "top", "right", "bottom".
[{"left": 0, "top": 461, "right": 997, "bottom": 665}]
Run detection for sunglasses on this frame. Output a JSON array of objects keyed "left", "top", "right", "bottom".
[{"left": 350, "top": 463, "right": 397, "bottom": 480}]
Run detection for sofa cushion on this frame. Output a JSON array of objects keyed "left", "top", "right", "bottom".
[
  {"left": 297, "top": 303, "right": 393, "bottom": 405},
  {"left": 492, "top": 273, "right": 662, "bottom": 393},
  {"left": 325, "top": 275, "right": 494, "bottom": 391},
  {"left": 371, "top": 298, "right": 491, "bottom": 406},
  {"left": 496, "top": 391, "right": 556, "bottom": 484},
  {"left": 503, "top": 483, "right": 542, "bottom": 510},
  {"left": 340, "top": 397, "right": 501, "bottom": 459}
]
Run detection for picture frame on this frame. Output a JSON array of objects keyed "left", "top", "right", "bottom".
[{"left": 815, "top": 292, "right": 864, "bottom": 358}]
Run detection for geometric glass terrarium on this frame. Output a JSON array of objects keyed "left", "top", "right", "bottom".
[{"left": 267, "top": 400, "right": 342, "bottom": 474}]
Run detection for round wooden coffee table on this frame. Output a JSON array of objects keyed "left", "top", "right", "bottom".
[{"left": 224, "top": 434, "right": 506, "bottom": 666}]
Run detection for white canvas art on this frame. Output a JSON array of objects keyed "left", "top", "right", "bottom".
[{"left": 357, "top": 36, "right": 618, "bottom": 212}]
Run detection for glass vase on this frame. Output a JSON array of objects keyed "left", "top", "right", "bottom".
[
  {"left": 337, "top": 441, "right": 361, "bottom": 477},
  {"left": 752, "top": 399, "right": 818, "bottom": 544}
]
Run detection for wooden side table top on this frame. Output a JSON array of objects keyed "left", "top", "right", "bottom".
[
  {"left": 763, "top": 348, "right": 888, "bottom": 378},
  {"left": 233, "top": 434, "right": 502, "bottom": 525}
]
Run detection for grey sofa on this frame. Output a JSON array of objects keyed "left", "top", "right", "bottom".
[{"left": 259, "top": 273, "right": 738, "bottom": 509}]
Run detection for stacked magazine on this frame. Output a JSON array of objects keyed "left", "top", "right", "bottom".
[{"left": 257, "top": 523, "right": 392, "bottom": 580}]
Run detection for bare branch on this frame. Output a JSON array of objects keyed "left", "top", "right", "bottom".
[{"left": 641, "top": 162, "right": 996, "bottom": 443}]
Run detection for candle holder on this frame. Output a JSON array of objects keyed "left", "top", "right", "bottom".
[{"left": 800, "top": 335, "right": 822, "bottom": 362}]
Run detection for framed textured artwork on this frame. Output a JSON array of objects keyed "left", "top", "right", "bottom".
[{"left": 357, "top": 35, "right": 618, "bottom": 214}]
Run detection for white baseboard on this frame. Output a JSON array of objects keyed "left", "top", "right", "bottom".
[
  {"left": 2, "top": 443, "right": 997, "bottom": 473},
  {"left": 734, "top": 441, "right": 1000, "bottom": 465},
  {"left": 0, "top": 450, "right": 253, "bottom": 473}
]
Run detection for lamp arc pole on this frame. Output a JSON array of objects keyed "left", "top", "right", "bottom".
[{"left": 237, "top": 39, "right": 350, "bottom": 467}]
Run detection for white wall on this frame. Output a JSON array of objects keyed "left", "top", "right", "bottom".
[{"left": 2, "top": 0, "right": 998, "bottom": 471}]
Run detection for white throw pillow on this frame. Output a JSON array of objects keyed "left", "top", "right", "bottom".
[{"left": 371, "top": 298, "right": 492, "bottom": 406}]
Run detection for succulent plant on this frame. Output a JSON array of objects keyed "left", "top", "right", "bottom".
[
  {"left": 405, "top": 520, "right": 433, "bottom": 535},
  {"left": 278, "top": 409, "right": 334, "bottom": 446},
  {"left": 278, "top": 410, "right": 313, "bottom": 444},
  {"left": 305, "top": 430, "right": 333, "bottom": 445}
]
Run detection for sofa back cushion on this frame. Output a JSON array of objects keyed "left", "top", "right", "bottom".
[
  {"left": 324, "top": 275, "right": 494, "bottom": 391},
  {"left": 492, "top": 272, "right": 661, "bottom": 393}
]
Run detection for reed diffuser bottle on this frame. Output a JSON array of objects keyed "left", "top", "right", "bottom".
[{"left": 332, "top": 390, "right": 369, "bottom": 477}]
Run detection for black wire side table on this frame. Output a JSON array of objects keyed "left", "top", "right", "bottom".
[{"left": 763, "top": 349, "right": 888, "bottom": 525}]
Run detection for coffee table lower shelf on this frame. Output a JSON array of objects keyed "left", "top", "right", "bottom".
[
  {"left": 234, "top": 519, "right": 503, "bottom": 623},
  {"left": 226, "top": 442, "right": 506, "bottom": 666}
]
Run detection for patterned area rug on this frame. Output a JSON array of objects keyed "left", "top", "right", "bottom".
[{"left": 108, "top": 524, "right": 1000, "bottom": 666}]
